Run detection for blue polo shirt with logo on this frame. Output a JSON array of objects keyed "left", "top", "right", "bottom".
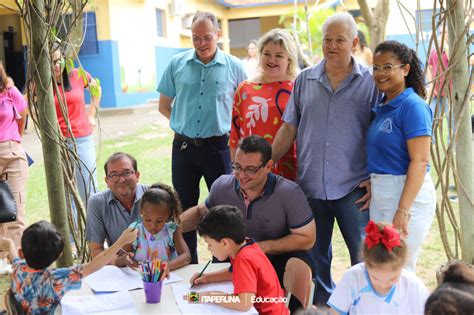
[
  {"left": 366, "top": 87, "right": 432, "bottom": 175},
  {"left": 205, "top": 173, "right": 314, "bottom": 242}
]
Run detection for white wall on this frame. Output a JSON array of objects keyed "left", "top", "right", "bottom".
[
  {"left": 108, "top": 1, "right": 160, "bottom": 90},
  {"left": 106, "top": 0, "right": 195, "bottom": 90},
  {"left": 386, "top": 0, "right": 439, "bottom": 36},
  {"left": 229, "top": 18, "right": 260, "bottom": 49}
]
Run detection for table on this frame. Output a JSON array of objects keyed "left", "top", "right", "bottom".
[{"left": 62, "top": 262, "right": 230, "bottom": 314}]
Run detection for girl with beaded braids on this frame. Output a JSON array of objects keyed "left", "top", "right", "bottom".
[
  {"left": 122, "top": 182, "right": 191, "bottom": 270},
  {"left": 366, "top": 40, "right": 436, "bottom": 273}
]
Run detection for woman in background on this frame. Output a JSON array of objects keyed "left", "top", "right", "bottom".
[
  {"left": 242, "top": 40, "right": 259, "bottom": 78},
  {"left": 0, "top": 63, "right": 28, "bottom": 248},
  {"left": 354, "top": 30, "right": 373, "bottom": 67},
  {"left": 52, "top": 47, "right": 101, "bottom": 208}
]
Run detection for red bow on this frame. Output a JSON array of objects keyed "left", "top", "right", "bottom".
[{"left": 364, "top": 221, "right": 401, "bottom": 253}]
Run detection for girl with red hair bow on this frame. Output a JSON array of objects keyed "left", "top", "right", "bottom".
[{"left": 328, "top": 221, "right": 429, "bottom": 315}]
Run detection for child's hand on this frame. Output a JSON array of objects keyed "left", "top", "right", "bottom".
[
  {"left": 0, "top": 237, "right": 17, "bottom": 261},
  {"left": 115, "top": 251, "right": 135, "bottom": 267},
  {"left": 157, "top": 261, "right": 170, "bottom": 280},
  {"left": 117, "top": 228, "right": 138, "bottom": 246},
  {"left": 130, "top": 258, "right": 140, "bottom": 269},
  {"left": 190, "top": 272, "right": 208, "bottom": 287}
]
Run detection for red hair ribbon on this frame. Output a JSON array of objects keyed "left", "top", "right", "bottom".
[{"left": 364, "top": 220, "right": 401, "bottom": 253}]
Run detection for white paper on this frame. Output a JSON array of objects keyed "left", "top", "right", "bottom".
[
  {"left": 85, "top": 266, "right": 143, "bottom": 292},
  {"left": 163, "top": 272, "right": 183, "bottom": 285},
  {"left": 85, "top": 266, "right": 182, "bottom": 292},
  {"left": 61, "top": 291, "right": 138, "bottom": 315},
  {"left": 172, "top": 282, "right": 258, "bottom": 314}
]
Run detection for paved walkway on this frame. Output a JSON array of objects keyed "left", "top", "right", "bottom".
[{"left": 22, "top": 103, "right": 168, "bottom": 164}]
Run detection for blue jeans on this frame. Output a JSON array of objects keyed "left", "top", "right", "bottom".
[
  {"left": 67, "top": 135, "right": 98, "bottom": 226},
  {"left": 308, "top": 187, "right": 369, "bottom": 306},
  {"left": 172, "top": 135, "right": 231, "bottom": 264},
  {"left": 74, "top": 135, "right": 98, "bottom": 203}
]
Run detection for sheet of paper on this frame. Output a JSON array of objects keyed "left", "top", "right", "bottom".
[
  {"left": 61, "top": 290, "right": 138, "bottom": 315},
  {"left": 172, "top": 282, "right": 258, "bottom": 314},
  {"left": 85, "top": 266, "right": 183, "bottom": 292},
  {"left": 85, "top": 266, "right": 143, "bottom": 292}
]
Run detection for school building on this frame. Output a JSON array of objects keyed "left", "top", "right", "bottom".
[{"left": 0, "top": 0, "right": 470, "bottom": 108}]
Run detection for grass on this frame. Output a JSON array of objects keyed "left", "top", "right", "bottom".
[
  {"left": 2, "top": 119, "right": 454, "bottom": 301},
  {"left": 24, "top": 122, "right": 213, "bottom": 263}
]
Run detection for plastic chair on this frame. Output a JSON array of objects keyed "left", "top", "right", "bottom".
[{"left": 283, "top": 257, "right": 315, "bottom": 310}]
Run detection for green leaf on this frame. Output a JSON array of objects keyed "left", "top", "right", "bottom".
[
  {"left": 77, "top": 67, "right": 88, "bottom": 86},
  {"left": 51, "top": 27, "right": 57, "bottom": 40},
  {"left": 65, "top": 58, "right": 75, "bottom": 74},
  {"left": 90, "top": 78, "right": 101, "bottom": 97}
]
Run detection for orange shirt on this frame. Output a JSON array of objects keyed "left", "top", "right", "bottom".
[{"left": 230, "top": 80, "right": 297, "bottom": 180}]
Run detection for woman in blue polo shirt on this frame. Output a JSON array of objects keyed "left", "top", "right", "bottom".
[{"left": 367, "top": 40, "right": 435, "bottom": 273}]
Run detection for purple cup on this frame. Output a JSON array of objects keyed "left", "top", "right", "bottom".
[{"left": 143, "top": 281, "right": 163, "bottom": 303}]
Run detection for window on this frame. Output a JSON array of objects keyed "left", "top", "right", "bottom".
[
  {"left": 79, "top": 12, "right": 99, "bottom": 55},
  {"left": 56, "top": 12, "right": 98, "bottom": 55},
  {"left": 156, "top": 9, "right": 166, "bottom": 37},
  {"left": 416, "top": 9, "right": 442, "bottom": 33}
]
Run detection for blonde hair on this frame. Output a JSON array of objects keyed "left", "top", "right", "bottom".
[
  {"left": 257, "top": 29, "right": 299, "bottom": 79},
  {"left": 0, "top": 63, "right": 9, "bottom": 92}
]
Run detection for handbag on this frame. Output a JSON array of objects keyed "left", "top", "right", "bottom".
[{"left": 0, "top": 175, "right": 17, "bottom": 223}]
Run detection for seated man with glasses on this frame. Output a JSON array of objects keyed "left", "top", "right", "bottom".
[
  {"left": 85, "top": 152, "right": 148, "bottom": 266},
  {"left": 181, "top": 135, "right": 316, "bottom": 284}
]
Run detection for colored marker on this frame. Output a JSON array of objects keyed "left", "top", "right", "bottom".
[
  {"left": 118, "top": 248, "right": 138, "bottom": 264},
  {"left": 131, "top": 220, "right": 140, "bottom": 230},
  {"left": 190, "top": 260, "right": 211, "bottom": 289}
]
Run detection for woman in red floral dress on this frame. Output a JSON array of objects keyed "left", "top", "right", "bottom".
[{"left": 230, "top": 29, "right": 299, "bottom": 180}]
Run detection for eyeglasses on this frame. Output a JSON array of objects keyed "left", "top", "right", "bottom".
[
  {"left": 106, "top": 170, "right": 135, "bottom": 182},
  {"left": 53, "top": 58, "right": 65, "bottom": 66},
  {"left": 192, "top": 34, "right": 215, "bottom": 44},
  {"left": 231, "top": 162, "right": 266, "bottom": 176},
  {"left": 372, "top": 64, "right": 406, "bottom": 74}
]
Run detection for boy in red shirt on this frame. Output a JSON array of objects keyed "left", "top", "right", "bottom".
[{"left": 190, "top": 205, "right": 289, "bottom": 315}]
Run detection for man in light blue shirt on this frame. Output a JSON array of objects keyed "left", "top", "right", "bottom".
[
  {"left": 272, "top": 13, "right": 380, "bottom": 306},
  {"left": 157, "top": 11, "right": 246, "bottom": 263}
]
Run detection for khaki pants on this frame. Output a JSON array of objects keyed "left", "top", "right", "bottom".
[{"left": 0, "top": 141, "right": 28, "bottom": 249}]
